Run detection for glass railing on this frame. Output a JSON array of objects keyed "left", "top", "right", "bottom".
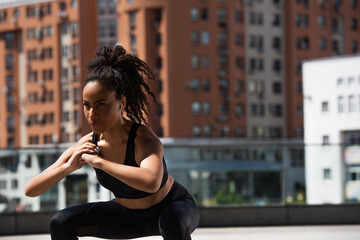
[{"left": 0, "top": 140, "right": 359, "bottom": 213}]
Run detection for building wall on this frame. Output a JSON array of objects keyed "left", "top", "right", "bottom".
[
  {"left": 0, "top": 0, "right": 97, "bottom": 148},
  {"left": 118, "top": 0, "right": 246, "bottom": 138},
  {"left": 303, "top": 55, "right": 360, "bottom": 204},
  {"left": 285, "top": 0, "right": 360, "bottom": 139},
  {"left": 244, "top": 0, "right": 286, "bottom": 138}
]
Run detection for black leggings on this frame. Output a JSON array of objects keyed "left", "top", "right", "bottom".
[{"left": 50, "top": 182, "right": 200, "bottom": 240}]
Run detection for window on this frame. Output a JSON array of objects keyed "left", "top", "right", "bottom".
[
  {"left": 192, "top": 102, "right": 201, "bottom": 115},
  {"left": 272, "top": 37, "right": 281, "bottom": 52},
  {"left": 219, "top": 102, "right": 229, "bottom": 115},
  {"left": 73, "top": 65, "right": 79, "bottom": 78},
  {"left": 296, "top": 82, "right": 302, "bottom": 94},
  {"left": 218, "top": 56, "right": 228, "bottom": 68},
  {"left": 202, "top": 55, "right": 210, "bottom": 68},
  {"left": 235, "top": 33, "right": 243, "bottom": 46},
  {"left": 191, "top": 31, "right": 199, "bottom": 44},
  {"left": 61, "top": 23, "right": 68, "bottom": 34},
  {"left": 129, "top": 11, "right": 136, "bottom": 25},
  {"left": 293, "top": 127, "right": 302, "bottom": 138},
  {"left": 203, "top": 125, "right": 211, "bottom": 137},
  {"left": 0, "top": 181, "right": 6, "bottom": 190},
  {"left": 71, "top": 21, "right": 78, "bottom": 37},
  {"left": 201, "top": 8, "right": 209, "bottom": 20},
  {"left": 273, "top": 82, "right": 282, "bottom": 94},
  {"left": 130, "top": 34, "right": 136, "bottom": 48},
  {"left": 351, "top": 0, "right": 358, "bottom": 8},
  {"left": 189, "top": 78, "right": 200, "bottom": 91},
  {"left": 203, "top": 102, "right": 211, "bottom": 115},
  {"left": 249, "top": 12, "right": 263, "bottom": 25},
  {"left": 7, "top": 95, "right": 14, "bottom": 112},
  {"left": 5, "top": 32, "right": 14, "bottom": 49},
  {"left": 7, "top": 117, "right": 15, "bottom": 133},
  {"left": 235, "top": 126, "right": 244, "bottom": 137},
  {"left": 338, "top": 96, "right": 344, "bottom": 113},
  {"left": 235, "top": 103, "right": 244, "bottom": 117},
  {"left": 235, "top": 80, "right": 244, "bottom": 96},
  {"left": 318, "top": 15, "right": 326, "bottom": 28},
  {"left": 219, "top": 79, "right": 228, "bottom": 91},
  {"left": 5, "top": 54, "right": 13, "bottom": 71},
  {"left": 201, "top": 31, "right": 210, "bottom": 45},
  {"left": 234, "top": 10, "right": 242, "bottom": 23},
  {"left": 6, "top": 75, "right": 14, "bottom": 90},
  {"left": 109, "top": 19, "right": 116, "bottom": 37},
  {"left": 319, "top": 37, "right": 327, "bottom": 50},
  {"left": 63, "top": 111, "right": 71, "bottom": 122},
  {"left": 272, "top": 59, "right": 282, "bottom": 73},
  {"left": 192, "top": 125, "right": 201, "bottom": 137},
  {"left": 269, "top": 104, "right": 282, "bottom": 117},
  {"left": 272, "top": 14, "right": 281, "bottom": 26},
  {"left": 73, "top": 88, "right": 79, "bottom": 104},
  {"left": 322, "top": 101, "right": 329, "bottom": 112},
  {"left": 190, "top": 8, "right": 199, "bottom": 21},
  {"left": 60, "top": 2, "right": 66, "bottom": 11},
  {"left": 203, "top": 79, "right": 211, "bottom": 91},
  {"left": 349, "top": 95, "right": 356, "bottom": 112},
  {"left": 323, "top": 135, "right": 330, "bottom": 145},
  {"left": 217, "top": 8, "right": 227, "bottom": 21},
  {"left": 72, "top": 44, "right": 78, "bottom": 59},
  {"left": 297, "top": 104, "right": 303, "bottom": 116},
  {"left": 191, "top": 55, "right": 200, "bottom": 68},
  {"left": 351, "top": 18, "right": 358, "bottom": 31},
  {"left": 71, "top": 0, "right": 77, "bottom": 8},
  {"left": 221, "top": 126, "right": 230, "bottom": 137},
  {"left": 337, "top": 78, "right": 343, "bottom": 86},
  {"left": 332, "top": 39, "right": 340, "bottom": 54},
  {"left": 351, "top": 41, "right": 358, "bottom": 53},
  {"left": 11, "top": 179, "right": 18, "bottom": 189},
  {"left": 323, "top": 168, "right": 332, "bottom": 180}
]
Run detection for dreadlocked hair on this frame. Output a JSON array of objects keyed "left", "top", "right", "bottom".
[{"left": 84, "top": 45, "right": 157, "bottom": 124}]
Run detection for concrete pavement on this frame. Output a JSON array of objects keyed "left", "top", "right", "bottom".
[{"left": 0, "top": 225, "right": 359, "bottom": 240}]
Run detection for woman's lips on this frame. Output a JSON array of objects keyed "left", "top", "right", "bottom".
[{"left": 90, "top": 122, "right": 100, "bottom": 127}]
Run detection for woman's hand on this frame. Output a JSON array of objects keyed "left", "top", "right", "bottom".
[
  {"left": 65, "top": 142, "right": 96, "bottom": 172},
  {"left": 81, "top": 153, "right": 102, "bottom": 169}
]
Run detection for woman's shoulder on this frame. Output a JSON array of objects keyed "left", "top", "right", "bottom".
[{"left": 136, "top": 123, "right": 162, "bottom": 149}]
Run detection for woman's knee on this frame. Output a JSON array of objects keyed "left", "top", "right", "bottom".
[
  {"left": 50, "top": 209, "right": 74, "bottom": 233},
  {"left": 159, "top": 216, "right": 188, "bottom": 240}
]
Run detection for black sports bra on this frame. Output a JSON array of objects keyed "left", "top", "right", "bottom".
[{"left": 92, "top": 122, "right": 169, "bottom": 199}]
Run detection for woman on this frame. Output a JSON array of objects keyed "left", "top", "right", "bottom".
[{"left": 24, "top": 45, "right": 200, "bottom": 240}]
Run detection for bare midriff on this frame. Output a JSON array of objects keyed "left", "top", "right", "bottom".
[{"left": 115, "top": 176, "right": 174, "bottom": 209}]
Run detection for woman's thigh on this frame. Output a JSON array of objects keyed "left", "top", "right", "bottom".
[
  {"left": 158, "top": 199, "right": 200, "bottom": 240},
  {"left": 51, "top": 199, "right": 157, "bottom": 239}
]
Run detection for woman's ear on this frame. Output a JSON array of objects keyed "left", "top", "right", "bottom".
[{"left": 119, "top": 96, "right": 126, "bottom": 111}]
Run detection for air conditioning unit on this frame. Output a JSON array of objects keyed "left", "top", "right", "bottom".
[{"left": 57, "top": 11, "right": 68, "bottom": 18}]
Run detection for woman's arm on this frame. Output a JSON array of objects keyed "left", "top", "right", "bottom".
[
  {"left": 24, "top": 133, "right": 95, "bottom": 197},
  {"left": 82, "top": 126, "right": 164, "bottom": 193}
]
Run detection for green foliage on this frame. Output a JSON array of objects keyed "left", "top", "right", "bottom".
[{"left": 215, "top": 189, "right": 247, "bottom": 205}]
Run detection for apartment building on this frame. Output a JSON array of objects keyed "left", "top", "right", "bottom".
[
  {"left": 0, "top": 0, "right": 97, "bottom": 148},
  {"left": 117, "top": 0, "right": 247, "bottom": 138},
  {"left": 284, "top": 0, "right": 360, "bottom": 138},
  {"left": 244, "top": 0, "right": 286, "bottom": 138},
  {"left": 1, "top": 0, "right": 359, "bottom": 146},
  {"left": 97, "top": 0, "right": 117, "bottom": 48},
  {"left": 303, "top": 55, "right": 360, "bottom": 204}
]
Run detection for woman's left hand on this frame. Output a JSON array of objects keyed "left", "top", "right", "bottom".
[{"left": 81, "top": 153, "right": 102, "bottom": 169}]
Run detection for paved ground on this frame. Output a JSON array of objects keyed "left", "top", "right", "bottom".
[{"left": 0, "top": 225, "right": 359, "bottom": 240}]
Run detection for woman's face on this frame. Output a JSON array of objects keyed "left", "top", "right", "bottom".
[{"left": 82, "top": 81, "right": 123, "bottom": 133}]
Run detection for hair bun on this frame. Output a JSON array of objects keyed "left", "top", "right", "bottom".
[{"left": 114, "top": 45, "right": 127, "bottom": 56}]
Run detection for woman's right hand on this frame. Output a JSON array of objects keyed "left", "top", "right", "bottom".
[{"left": 65, "top": 141, "right": 97, "bottom": 172}]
